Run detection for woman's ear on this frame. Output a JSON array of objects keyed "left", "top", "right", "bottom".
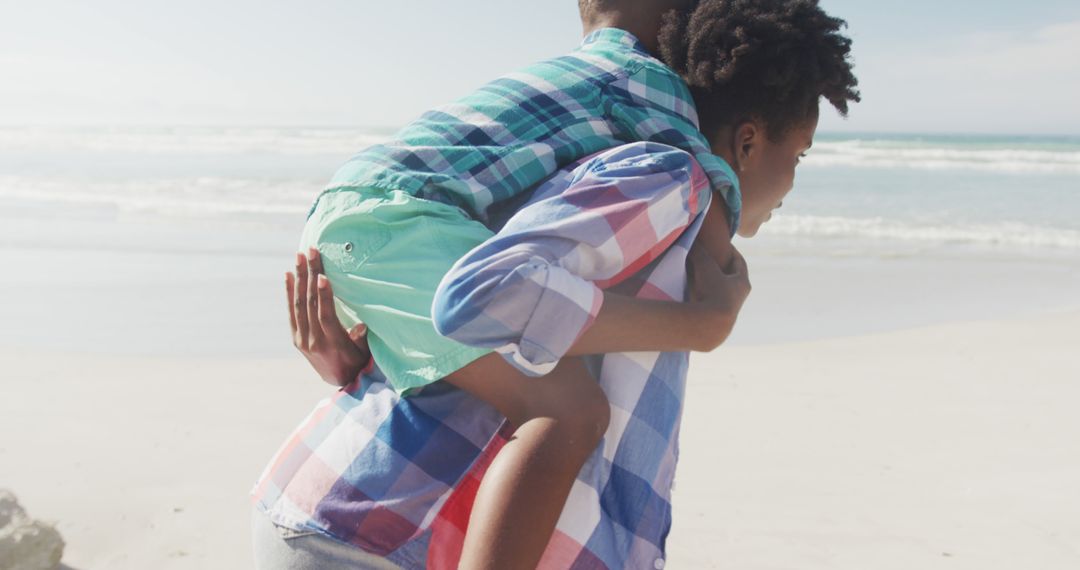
[{"left": 733, "top": 121, "right": 760, "bottom": 173}]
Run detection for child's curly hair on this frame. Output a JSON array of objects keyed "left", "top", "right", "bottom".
[{"left": 657, "top": 0, "right": 860, "bottom": 140}]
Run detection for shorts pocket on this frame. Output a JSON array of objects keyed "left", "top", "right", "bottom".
[
  {"left": 317, "top": 223, "right": 391, "bottom": 274},
  {"left": 275, "top": 524, "right": 321, "bottom": 541}
]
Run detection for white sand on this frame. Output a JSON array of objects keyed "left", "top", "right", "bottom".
[
  {"left": 3, "top": 308, "right": 1078, "bottom": 569},
  {"left": 0, "top": 354, "right": 323, "bottom": 569},
  {"left": 670, "top": 308, "right": 1080, "bottom": 569}
]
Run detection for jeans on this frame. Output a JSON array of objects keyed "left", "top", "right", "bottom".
[{"left": 251, "top": 508, "right": 403, "bottom": 570}]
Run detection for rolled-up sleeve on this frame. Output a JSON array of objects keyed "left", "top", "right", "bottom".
[{"left": 432, "top": 141, "right": 713, "bottom": 376}]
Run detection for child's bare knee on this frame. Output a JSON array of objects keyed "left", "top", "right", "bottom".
[
  {"left": 541, "top": 382, "right": 610, "bottom": 446},
  {"left": 580, "top": 384, "right": 611, "bottom": 441}
]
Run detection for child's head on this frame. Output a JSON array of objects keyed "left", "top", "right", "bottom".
[
  {"left": 578, "top": 0, "right": 697, "bottom": 55},
  {"left": 657, "top": 0, "right": 860, "bottom": 237}
]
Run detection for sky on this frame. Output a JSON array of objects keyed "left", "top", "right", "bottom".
[{"left": 2, "top": 0, "right": 1079, "bottom": 135}]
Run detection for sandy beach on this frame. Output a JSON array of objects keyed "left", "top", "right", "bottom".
[
  {"left": 3, "top": 299, "right": 1078, "bottom": 568},
  {"left": 3, "top": 125, "right": 1079, "bottom": 568},
  {"left": 670, "top": 308, "right": 1080, "bottom": 569},
  {"left": 3, "top": 0, "right": 1079, "bottom": 562}
]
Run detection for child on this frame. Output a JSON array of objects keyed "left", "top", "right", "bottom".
[{"left": 276, "top": 0, "right": 858, "bottom": 568}]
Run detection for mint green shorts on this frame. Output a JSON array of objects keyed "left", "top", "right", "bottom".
[{"left": 300, "top": 187, "right": 494, "bottom": 397}]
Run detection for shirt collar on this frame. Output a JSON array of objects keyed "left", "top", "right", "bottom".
[{"left": 579, "top": 28, "right": 649, "bottom": 55}]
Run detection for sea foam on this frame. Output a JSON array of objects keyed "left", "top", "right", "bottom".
[
  {"left": 0, "top": 126, "right": 388, "bottom": 156},
  {"left": 805, "top": 138, "right": 1080, "bottom": 174},
  {"left": 767, "top": 214, "right": 1080, "bottom": 250},
  {"left": 2, "top": 128, "right": 1078, "bottom": 255}
]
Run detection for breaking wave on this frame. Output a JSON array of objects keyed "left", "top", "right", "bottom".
[
  {"left": 766, "top": 214, "right": 1080, "bottom": 250},
  {"left": 804, "top": 137, "right": 1080, "bottom": 174}
]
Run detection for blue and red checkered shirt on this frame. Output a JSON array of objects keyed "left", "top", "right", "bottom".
[{"left": 254, "top": 142, "right": 738, "bottom": 569}]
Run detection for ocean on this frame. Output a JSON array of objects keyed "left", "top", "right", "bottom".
[
  {"left": 1, "top": 127, "right": 1077, "bottom": 355},
  {"left": 779, "top": 132, "right": 1080, "bottom": 256},
  {"left": 2, "top": 127, "right": 1078, "bottom": 256}
]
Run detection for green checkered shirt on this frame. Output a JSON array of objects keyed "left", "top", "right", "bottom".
[{"left": 324, "top": 28, "right": 741, "bottom": 233}]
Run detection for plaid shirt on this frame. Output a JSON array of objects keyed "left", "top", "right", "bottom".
[
  {"left": 321, "top": 28, "right": 741, "bottom": 235},
  {"left": 252, "top": 142, "right": 738, "bottom": 569}
]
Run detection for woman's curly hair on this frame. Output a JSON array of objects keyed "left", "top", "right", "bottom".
[{"left": 658, "top": 0, "right": 860, "bottom": 140}]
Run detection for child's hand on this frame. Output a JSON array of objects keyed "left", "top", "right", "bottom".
[
  {"left": 686, "top": 242, "right": 751, "bottom": 350},
  {"left": 286, "top": 248, "right": 371, "bottom": 387}
]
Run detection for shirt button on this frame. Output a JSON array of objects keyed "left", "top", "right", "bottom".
[{"left": 654, "top": 558, "right": 665, "bottom": 569}]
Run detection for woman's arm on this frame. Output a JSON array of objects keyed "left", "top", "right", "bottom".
[
  {"left": 568, "top": 234, "right": 749, "bottom": 355},
  {"left": 286, "top": 236, "right": 748, "bottom": 386},
  {"left": 432, "top": 143, "right": 750, "bottom": 375},
  {"left": 286, "top": 249, "right": 371, "bottom": 387}
]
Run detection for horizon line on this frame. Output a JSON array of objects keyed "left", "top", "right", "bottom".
[{"left": 0, "top": 123, "right": 1078, "bottom": 140}]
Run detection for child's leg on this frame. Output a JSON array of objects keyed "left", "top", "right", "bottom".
[
  {"left": 304, "top": 188, "right": 493, "bottom": 396},
  {"left": 443, "top": 354, "right": 608, "bottom": 570},
  {"left": 426, "top": 143, "right": 726, "bottom": 567},
  {"left": 305, "top": 188, "right": 605, "bottom": 567}
]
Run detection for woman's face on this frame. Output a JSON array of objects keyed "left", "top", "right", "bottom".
[{"left": 710, "top": 112, "right": 819, "bottom": 238}]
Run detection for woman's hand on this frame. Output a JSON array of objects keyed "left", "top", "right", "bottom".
[
  {"left": 686, "top": 242, "right": 751, "bottom": 351},
  {"left": 286, "top": 248, "right": 371, "bottom": 387}
]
